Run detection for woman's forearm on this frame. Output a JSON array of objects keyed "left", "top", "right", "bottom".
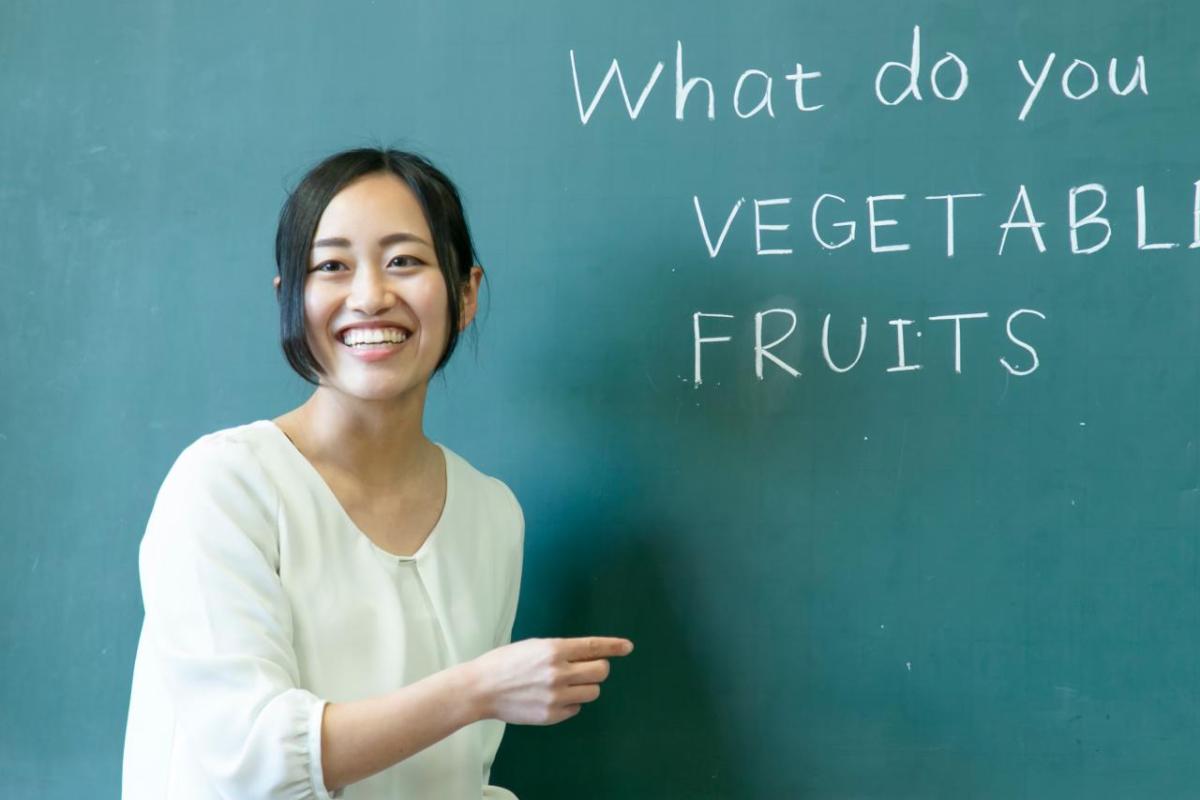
[{"left": 320, "top": 660, "right": 487, "bottom": 792}]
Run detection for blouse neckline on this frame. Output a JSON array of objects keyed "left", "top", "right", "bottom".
[{"left": 255, "top": 418, "right": 452, "bottom": 563}]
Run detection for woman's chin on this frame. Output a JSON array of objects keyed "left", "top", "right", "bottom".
[{"left": 332, "top": 376, "right": 429, "bottom": 403}]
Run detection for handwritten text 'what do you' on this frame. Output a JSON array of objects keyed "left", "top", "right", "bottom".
[{"left": 569, "top": 27, "right": 1148, "bottom": 123}]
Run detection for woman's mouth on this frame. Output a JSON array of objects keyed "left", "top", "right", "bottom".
[{"left": 338, "top": 327, "right": 412, "bottom": 362}]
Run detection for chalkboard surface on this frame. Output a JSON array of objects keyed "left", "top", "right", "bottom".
[{"left": 5, "top": 1, "right": 1200, "bottom": 797}]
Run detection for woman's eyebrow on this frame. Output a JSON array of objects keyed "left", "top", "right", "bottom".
[{"left": 313, "top": 232, "right": 432, "bottom": 249}]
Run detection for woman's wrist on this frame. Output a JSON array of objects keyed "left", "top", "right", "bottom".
[{"left": 454, "top": 657, "right": 494, "bottom": 723}]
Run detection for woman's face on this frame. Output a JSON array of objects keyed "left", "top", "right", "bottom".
[{"left": 295, "top": 172, "right": 470, "bottom": 402}]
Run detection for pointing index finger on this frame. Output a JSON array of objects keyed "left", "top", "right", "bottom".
[{"left": 565, "top": 636, "right": 634, "bottom": 661}]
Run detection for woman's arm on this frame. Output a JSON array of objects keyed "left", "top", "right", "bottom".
[
  {"left": 322, "top": 635, "right": 633, "bottom": 794},
  {"left": 319, "top": 661, "right": 482, "bottom": 792},
  {"left": 139, "top": 438, "right": 341, "bottom": 799}
]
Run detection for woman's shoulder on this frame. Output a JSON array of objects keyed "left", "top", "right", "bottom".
[
  {"left": 439, "top": 443, "right": 524, "bottom": 534},
  {"left": 181, "top": 418, "right": 271, "bottom": 450},
  {"left": 170, "top": 419, "right": 274, "bottom": 470},
  {"left": 155, "top": 420, "right": 280, "bottom": 511},
  {"left": 143, "top": 421, "right": 282, "bottom": 560}
]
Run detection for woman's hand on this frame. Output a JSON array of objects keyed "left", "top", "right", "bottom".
[{"left": 468, "top": 637, "right": 634, "bottom": 725}]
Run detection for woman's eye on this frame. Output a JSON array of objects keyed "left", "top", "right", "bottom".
[
  {"left": 389, "top": 255, "right": 422, "bottom": 268},
  {"left": 311, "top": 260, "right": 345, "bottom": 273}
]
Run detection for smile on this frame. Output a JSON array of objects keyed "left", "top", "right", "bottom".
[
  {"left": 340, "top": 327, "right": 410, "bottom": 346},
  {"left": 339, "top": 332, "right": 410, "bottom": 362}
]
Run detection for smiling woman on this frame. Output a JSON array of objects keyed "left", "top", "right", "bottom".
[
  {"left": 293, "top": 170, "right": 470, "bottom": 398},
  {"left": 121, "top": 147, "right": 635, "bottom": 799},
  {"left": 273, "top": 150, "right": 480, "bottom": 384}
]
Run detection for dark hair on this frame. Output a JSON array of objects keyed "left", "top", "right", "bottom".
[{"left": 274, "top": 147, "right": 483, "bottom": 386}]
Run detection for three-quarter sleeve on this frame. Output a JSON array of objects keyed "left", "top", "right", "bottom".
[
  {"left": 491, "top": 478, "right": 525, "bottom": 650},
  {"left": 138, "top": 436, "right": 339, "bottom": 800},
  {"left": 481, "top": 477, "right": 525, "bottom": 800}
]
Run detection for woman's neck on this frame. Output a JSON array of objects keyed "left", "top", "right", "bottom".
[{"left": 283, "top": 385, "right": 436, "bottom": 490}]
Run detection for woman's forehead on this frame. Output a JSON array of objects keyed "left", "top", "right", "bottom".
[{"left": 315, "top": 173, "right": 432, "bottom": 241}]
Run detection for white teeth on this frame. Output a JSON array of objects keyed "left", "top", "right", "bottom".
[{"left": 341, "top": 327, "right": 409, "bottom": 346}]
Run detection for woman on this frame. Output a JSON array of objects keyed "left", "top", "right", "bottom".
[{"left": 122, "top": 148, "right": 634, "bottom": 799}]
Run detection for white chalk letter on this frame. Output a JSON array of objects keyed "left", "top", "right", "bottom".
[
  {"left": 822, "top": 315, "right": 868, "bottom": 373},
  {"left": 1108, "top": 56, "right": 1148, "bottom": 96},
  {"left": 875, "top": 25, "right": 923, "bottom": 106},
  {"left": 733, "top": 69, "right": 775, "bottom": 118},
  {"left": 1137, "top": 185, "right": 1179, "bottom": 250},
  {"left": 867, "top": 194, "right": 910, "bottom": 253},
  {"left": 1000, "top": 308, "right": 1045, "bottom": 376},
  {"left": 1062, "top": 58, "right": 1099, "bottom": 100},
  {"left": 811, "top": 194, "right": 856, "bottom": 249},
  {"left": 998, "top": 185, "right": 1046, "bottom": 255},
  {"left": 1192, "top": 179, "right": 1200, "bottom": 249},
  {"left": 570, "top": 49, "right": 665, "bottom": 125},
  {"left": 886, "top": 319, "right": 921, "bottom": 373},
  {"left": 693, "top": 312, "right": 734, "bottom": 384},
  {"left": 755, "top": 309, "right": 801, "bottom": 379},
  {"left": 930, "top": 52, "right": 969, "bottom": 100},
  {"left": 755, "top": 198, "right": 793, "bottom": 255},
  {"left": 1017, "top": 53, "right": 1056, "bottom": 121},
  {"left": 924, "top": 193, "right": 984, "bottom": 257},
  {"left": 675, "top": 41, "right": 715, "bottom": 120},
  {"left": 693, "top": 196, "right": 745, "bottom": 258},
  {"left": 1068, "top": 183, "right": 1110, "bottom": 254},
  {"left": 785, "top": 64, "right": 824, "bottom": 111},
  {"left": 928, "top": 312, "right": 989, "bottom": 374}
]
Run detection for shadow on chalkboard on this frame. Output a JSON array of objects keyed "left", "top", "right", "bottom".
[{"left": 492, "top": 506, "right": 753, "bottom": 800}]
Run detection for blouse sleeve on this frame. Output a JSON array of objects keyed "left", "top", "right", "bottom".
[
  {"left": 491, "top": 478, "right": 525, "bottom": 650},
  {"left": 481, "top": 477, "right": 525, "bottom": 799},
  {"left": 137, "top": 436, "right": 340, "bottom": 800}
]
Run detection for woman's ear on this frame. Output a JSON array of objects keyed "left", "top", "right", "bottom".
[
  {"left": 273, "top": 275, "right": 281, "bottom": 294},
  {"left": 458, "top": 265, "right": 484, "bottom": 331}
]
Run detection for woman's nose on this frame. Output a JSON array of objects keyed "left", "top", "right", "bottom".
[{"left": 348, "top": 267, "right": 395, "bottom": 314}]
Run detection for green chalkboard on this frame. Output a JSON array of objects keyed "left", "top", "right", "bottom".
[{"left": 5, "top": 0, "right": 1200, "bottom": 797}]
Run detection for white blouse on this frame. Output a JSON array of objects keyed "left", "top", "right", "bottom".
[{"left": 122, "top": 419, "right": 524, "bottom": 799}]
